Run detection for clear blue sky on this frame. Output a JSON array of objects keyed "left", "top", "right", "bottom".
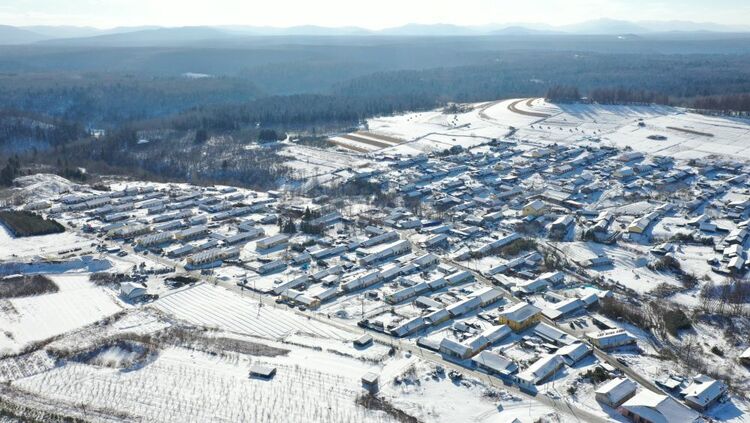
[{"left": 1, "top": 0, "right": 749, "bottom": 28}]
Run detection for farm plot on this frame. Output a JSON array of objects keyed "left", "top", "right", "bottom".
[
  {"left": 0, "top": 274, "right": 123, "bottom": 355},
  {"left": 278, "top": 144, "right": 359, "bottom": 172},
  {"left": 152, "top": 283, "right": 348, "bottom": 341},
  {"left": 329, "top": 131, "right": 405, "bottom": 153},
  {"left": 12, "top": 347, "right": 395, "bottom": 423},
  {"left": 0, "top": 350, "right": 56, "bottom": 382}
]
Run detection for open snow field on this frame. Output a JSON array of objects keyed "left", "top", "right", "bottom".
[
  {"left": 0, "top": 223, "right": 92, "bottom": 261},
  {"left": 152, "top": 283, "right": 349, "bottom": 341},
  {"left": 0, "top": 274, "right": 123, "bottom": 354},
  {"left": 12, "top": 346, "right": 394, "bottom": 423},
  {"left": 354, "top": 98, "right": 750, "bottom": 161}
]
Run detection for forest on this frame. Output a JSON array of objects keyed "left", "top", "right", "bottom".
[{"left": 1, "top": 35, "right": 750, "bottom": 188}]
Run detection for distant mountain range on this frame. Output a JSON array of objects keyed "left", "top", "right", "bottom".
[{"left": 0, "top": 19, "right": 748, "bottom": 46}]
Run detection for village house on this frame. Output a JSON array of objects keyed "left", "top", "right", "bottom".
[
  {"left": 120, "top": 282, "right": 147, "bottom": 301},
  {"left": 681, "top": 375, "right": 727, "bottom": 412},
  {"left": 620, "top": 390, "right": 700, "bottom": 423},
  {"left": 556, "top": 342, "right": 592, "bottom": 366},
  {"left": 471, "top": 350, "right": 519, "bottom": 377},
  {"left": 522, "top": 199, "right": 548, "bottom": 217},
  {"left": 249, "top": 364, "right": 277, "bottom": 380},
  {"left": 595, "top": 377, "right": 637, "bottom": 408},
  {"left": 517, "top": 354, "right": 565, "bottom": 386},
  {"left": 586, "top": 328, "right": 637, "bottom": 350},
  {"left": 497, "top": 302, "right": 542, "bottom": 331},
  {"left": 256, "top": 234, "right": 290, "bottom": 250},
  {"left": 439, "top": 337, "right": 473, "bottom": 359}
]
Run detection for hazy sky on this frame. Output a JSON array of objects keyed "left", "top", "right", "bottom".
[{"left": 2, "top": 0, "right": 749, "bottom": 28}]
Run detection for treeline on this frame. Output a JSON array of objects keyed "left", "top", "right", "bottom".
[
  {"left": 0, "top": 210, "right": 65, "bottom": 237},
  {"left": 588, "top": 88, "right": 670, "bottom": 105},
  {"left": 0, "top": 111, "right": 83, "bottom": 147},
  {"left": 700, "top": 280, "right": 750, "bottom": 316},
  {"left": 0, "top": 156, "right": 21, "bottom": 186},
  {"left": 55, "top": 125, "right": 297, "bottom": 190},
  {"left": 171, "top": 93, "right": 436, "bottom": 132},
  {"left": 690, "top": 93, "right": 750, "bottom": 113},
  {"left": 599, "top": 296, "right": 691, "bottom": 338},
  {"left": 0, "top": 275, "right": 58, "bottom": 299},
  {"left": 546, "top": 86, "right": 688, "bottom": 107},
  {"left": 335, "top": 52, "right": 750, "bottom": 111},
  {"left": 0, "top": 73, "right": 263, "bottom": 124},
  {"left": 545, "top": 86, "right": 580, "bottom": 103}
]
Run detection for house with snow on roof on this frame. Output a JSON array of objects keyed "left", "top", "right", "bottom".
[
  {"left": 498, "top": 302, "right": 541, "bottom": 332},
  {"left": 680, "top": 375, "right": 727, "bottom": 412},
  {"left": 522, "top": 199, "right": 547, "bottom": 217},
  {"left": 517, "top": 354, "right": 565, "bottom": 387},
  {"left": 620, "top": 390, "right": 700, "bottom": 423},
  {"left": 595, "top": 377, "right": 637, "bottom": 408},
  {"left": 586, "top": 328, "right": 637, "bottom": 350}
]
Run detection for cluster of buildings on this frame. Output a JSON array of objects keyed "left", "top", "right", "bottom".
[{"left": 36, "top": 132, "right": 750, "bottom": 421}]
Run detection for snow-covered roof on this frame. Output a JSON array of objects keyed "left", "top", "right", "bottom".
[
  {"left": 552, "top": 297, "right": 585, "bottom": 314},
  {"left": 469, "top": 286, "right": 503, "bottom": 304},
  {"left": 587, "top": 328, "right": 636, "bottom": 347},
  {"left": 120, "top": 282, "right": 146, "bottom": 299},
  {"left": 622, "top": 390, "right": 699, "bottom": 423},
  {"left": 481, "top": 324, "right": 511, "bottom": 344},
  {"left": 471, "top": 350, "right": 518, "bottom": 375},
  {"left": 524, "top": 199, "right": 546, "bottom": 211},
  {"left": 681, "top": 376, "right": 726, "bottom": 407},
  {"left": 445, "top": 296, "right": 481, "bottom": 316},
  {"left": 499, "top": 302, "right": 541, "bottom": 323},
  {"left": 556, "top": 342, "right": 591, "bottom": 365},
  {"left": 534, "top": 323, "right": 578, "bottom": 346},
  {"left": 595, "top": 377, "right": 637, "bottom": 404},
  {"left": 517, "top": 354, "right": 564, "bottom": 385},
  {"left": 439, "top": 338, "right": 471, "bottom": 356},
  {"left": 424, "top": 308, "right": 450, "bottom": 325}
]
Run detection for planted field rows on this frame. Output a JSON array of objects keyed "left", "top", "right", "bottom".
[
  {"left": 152, "top": 284, "right": 348, "bottom": 341},
  {"left": 330, "top": 131, "right": 406, "bottom": 153},
  {"left": 13, "top": 349, "right": 392, "bottom": 423}
]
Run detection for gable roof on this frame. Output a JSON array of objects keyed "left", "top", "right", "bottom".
[
  {"left": 622, "top": 390, "right": 700, "bottom": 423},
  {"left": 595, "top": 377, "right": 637, "bottom": 403},
  {"left": 517, "top": 354, "right": 564, "bottom": 385},
  {"left": 556, "top": 342, "right": 591, "bottom": 364},
  {"left": 439, "top": 337, "right": 471, "bottom": 356},
  {"left": 499, "top": 302, "right": 541, "bottom": 323},
  {"left": 471, "top": 350, "right": 518, "bottom": 375},
  {"left": 681, "top": 376, "right": 726, "bottom": 407}
]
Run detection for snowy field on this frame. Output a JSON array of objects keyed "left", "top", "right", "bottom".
[
  {"left": 152, "top": 283, "right": 349, "bottom": 341},
  {"left": 0, "top": 274, "right": 123, "bottom": 355},
  {"left": 12, "top": 346, "right": 394, "bottom": 423},
  {"left": 0, "top": 223, "right": 93, "bottom": 261},
  {"left": 358, "top": 98, "right": 750, "bottom": 161}
]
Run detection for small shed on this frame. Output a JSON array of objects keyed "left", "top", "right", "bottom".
[
  {"left": 120, "top": 282, "right": 146, "bottom": 301},
  {"left": 249, "top": 364, "right": 277, "bottom": 379},
  {"left": 354, "top": 334, "right": 373, "bottom": 348},
  {"left": 361, "top": 372, "right": 379, "bottom": 393}
]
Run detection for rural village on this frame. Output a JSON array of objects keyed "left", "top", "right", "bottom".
[{"left": 2, "top": 97, "right": 750, "bottom": 423}]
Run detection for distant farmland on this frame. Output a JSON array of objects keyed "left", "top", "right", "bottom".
[{"left": 329, "top": 131, "right": 405, "bottom": 153}]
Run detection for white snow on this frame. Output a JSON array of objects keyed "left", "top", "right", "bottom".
[
  {"left": 365, "top": 98, "right": 750, "bottom": 161},
  {"left": 0, "top": 274, "right": 123, "bottom": 355},
  {"left": 152, "top": 283, "right": 349, "bottom": 341}
]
